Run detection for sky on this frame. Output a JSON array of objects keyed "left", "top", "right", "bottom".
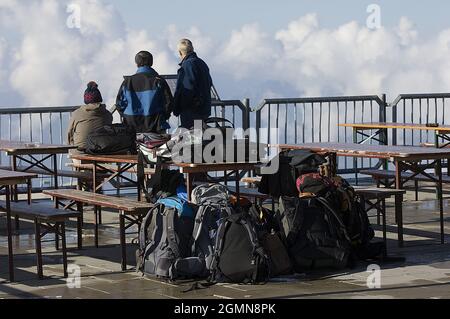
[{"left": 1, "top": 0, "right": 450, "bottom": 108}]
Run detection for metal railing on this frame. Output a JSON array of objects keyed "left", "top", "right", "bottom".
[
  {"left": 389, "top": 93, "right": 450, "bottom": 146},
  {"left": 3, "top": 92, "right": 450, "bottom": 183},
  {"left": 0, "top": 106, "right": 78, "bottom": 189},
  {"left": 253, "top": 95, "right": 386, "bottom": 174}
]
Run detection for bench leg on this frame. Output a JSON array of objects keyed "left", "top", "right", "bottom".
[
  {"left": 395, "top": 194, "right": 404, "bottom": 247},
  {"left": 34, "top": 219, "right": 44, "bottom": 279},
  {"left": 376, "top": 199, "right": 381, "bottom": 226},
  {"left": 55, "top": 224, "right": 59, "bottom": 251},
  {"left": 98, "top": 207, "right": 102, "bottom": 225},
  {"left": 60, "top": 222, "right": 68, "bottom": 278},
  {"left": 77, "top": 215, "right": 83, "bottom": 250},
  {"left": 94, "top": 206, "right": 99, "bottom": 248},
  {"left": 120, "top": 211, "right": 127, "bottom": 271},
  {"left": 15, "top": 215, "right": 20, "bottom": 231},
  {"left": 382, "top": 199, "right": 387, "bottom": 254},
  {"left": 414, "top": 180, "right": 419, "bottom": 202}
]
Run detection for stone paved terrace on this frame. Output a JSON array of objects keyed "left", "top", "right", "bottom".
[{"left": 1, "top": 184, "right": 450, "bottom": 300}]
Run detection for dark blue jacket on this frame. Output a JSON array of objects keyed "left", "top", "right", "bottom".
[
  {"left": 116, "top": 66, "right": 173, "bottom": 133},
  {"left": 174, "top": 53, "right": 213, "bottom": 125}
]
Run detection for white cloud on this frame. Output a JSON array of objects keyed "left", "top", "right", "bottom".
[{"left": 1, "top": 0, "right": 450, "bottom": 108}]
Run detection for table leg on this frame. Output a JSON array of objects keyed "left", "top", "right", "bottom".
[
  {"left": 235, "top": 170, "right": 241, "bottom": 205},
  {"left": 34, "top": 218, "right": 43, "bottom": 279},
  {"left": 435, "top": 159, "right": 445, "bottom": 244},
  {"left": 6, "top": 185, "right": 14, "bottom": 282},
  {"left": 353, "top": 129, "right": 359, "bottom": 185},
  {"left": 382, "top": 199, "right": 387, "bottom": 251},
  {"left": 27, "top": 178, "right": 32, "bottom": 205},
  {"left": 186, "top": 173, "right": 193, "bottom": 202},
  {"left": 94, "top": 206, "right": 99, "bottom": 248},
  {"left": 395, "top": 161, "right": 404, "bottom": 247},
  {"left": 119, "top": 212, "right": 127, "bottom": 271},
  {"left": 61, "top": 222, "right": 68, "bottom": 278},
  {"left": 11, "top": 156, "right": 19, "bottom": 202},
  {"left": 53, "top": 155, "right": 59, "bottom": 209}
]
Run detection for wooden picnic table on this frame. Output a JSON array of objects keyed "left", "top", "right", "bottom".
[
  {"left": 0, "top": 169, "right": 37, "bottom": 282},
  {"left": 176, "top": 162, "right": 262, "bottom": 201},
  {"left": 339, "top": 122, "right": 450, "bottom": 147},
  {"left": 273, "top": 143, "right": 450, "bottom": 245},
  {"left": 0, "top": 140, "right": 76, "bottom": 199},
  {"left": 69, "top": 154, "right": 142, "bottom": 200}
]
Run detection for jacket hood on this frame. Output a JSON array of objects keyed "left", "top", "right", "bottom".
[
  {"left": 179, "top": 52, "right": 198, "bottom": 66},
  {"left": 82, "top": 103, "right": 106, "bottom": 111}
]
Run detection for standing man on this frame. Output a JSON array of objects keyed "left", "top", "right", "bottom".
[
  {"left": 116, "top": 51, "right": 173, "bottom": 133},
  {"left": 174, "top": 39, "right": 213, "bottom": 129}
]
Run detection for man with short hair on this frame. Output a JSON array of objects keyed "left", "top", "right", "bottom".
[
  {"left": 174, "top": 39, "right": 213, "bottom": 129},
  {"left": 116, "top": 51, "right": 173, "bottom": 133}
]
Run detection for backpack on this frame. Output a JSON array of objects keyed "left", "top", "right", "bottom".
[
  {"left": 258, "top": 150, "right": 327, "bottom": 197},
  {"left": 85, "top": 124, "right": 136, "bottom": 155},
  {"left": 210, "top": 213, "right": 271, "bottom": 284},
  {"left": 279, "top": 196, "right": 352, "bottom": 272},
  {"left": 136, "top": 204, "right": 195, "bottom": 280},
  {"left": 190, "top": 184, "right": 234, "bottom": 274},
  {"left": 247, "top": 205, "right": 293, "bottom": 277},
  {"left": 137, "top": 132, "right": 173, "bottom": 165}
]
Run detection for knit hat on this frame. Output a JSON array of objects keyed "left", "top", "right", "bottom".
[{"left": 84, "top": 81, "right": 103, "bottom": 104}]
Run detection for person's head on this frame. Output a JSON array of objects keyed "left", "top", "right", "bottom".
[
  {"left": 84, "top": 81, "right": 103, "bottom": 105},
  {"left": 135, "top": 51, "right": 153, "bottom": 68},
  {"left": 177, "top": 39, "right": 194, "bottom": 60}
]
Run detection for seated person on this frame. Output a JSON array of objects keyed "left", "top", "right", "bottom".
[{"left": 67, "top": 81, "right": 113, "bottom": 155}]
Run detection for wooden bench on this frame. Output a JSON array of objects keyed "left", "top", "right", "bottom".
[
  {"left": 43, "top": 189, "right": 154, "bottom": 271},
  {"left": 361, "top": 169, "right": 450, "bottom": 201},
  {"left": 0, "top": 165, "right": 108, "bottom": 182},
  {"left": 354, "top": 187, "right": 407, "bottom": 248},
  {"left": 0, "top": 201, "right": 82, "bottom": 279}
]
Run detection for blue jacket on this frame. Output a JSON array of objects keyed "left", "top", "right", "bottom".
[
  {"left": 174, "top": 53, "right": 213, "bottom": 122},
  {"left": 116, "top": 66, "right": 173, "bottom": 133}
]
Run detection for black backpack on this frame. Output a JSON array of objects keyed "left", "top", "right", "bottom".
[
  {"left": 279, "top": 196, "right": 352, "bottom": 272},
  {"left": 210, "top": 213, "right": 271, "bottom": 284},
  {"left": 258, "top": 150, "right": 327, "bottom": 197},
  {"left": 247, "top": 205, "right": 293, "bottom": 277},
  {"left": 85, "top": 124, "right": 136, "bottom": 155},
  {"left": 136, "top": 204, "right": 194, "bottom": 280},
  {"left": 190, "top": 184, "right": 234, "bottom": 274}
]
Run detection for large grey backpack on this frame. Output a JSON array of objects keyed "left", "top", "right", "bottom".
[
  {"left": 136, "top": 204, "right": 194, "bottom": 279},
  {"left": 190, "top": 184, "right": 234, "bottom": 273}
]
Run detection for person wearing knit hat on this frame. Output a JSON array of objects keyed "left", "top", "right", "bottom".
[
  {"left": 84, "top": 81, "right": 103, "bottom": 104},
  {"left": 67, "top": 81, "right": 113, "bottom": 153}
]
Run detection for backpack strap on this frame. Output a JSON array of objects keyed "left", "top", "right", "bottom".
[
  {"left": 165, "top": 208, "right": 181, "bottom": 259},
  {"left": 316, "top": 197, "right": 352, "bottom": 243},
  {"left": 190, "top": 205, "right": 208, "bottom": 254},
  {"left": 138, "top": 154, "right": 163, "bottom": 203}
]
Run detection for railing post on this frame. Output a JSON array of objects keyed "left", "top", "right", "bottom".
[
  {"left": 242, "top": 98, "right": 250, "bottom": 131},
  {"left": 392, "top": 96, "right": 398, "bottom": 146}
]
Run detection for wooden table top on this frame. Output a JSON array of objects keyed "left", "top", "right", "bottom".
[
  {"left": 273, "top": 143, "right": 450, "bottom": 161},
  {"left": 0, "top": 140, "right": 76, "bottom": 155},
  {"left": 339, "top": 122, "right": 450, "bottom": 132},
  {"left": 43, "top": 189, "right": 153, "bottom": 212},
  {"left": 0, "top": 169, "right": 37, "bottom": 185},
  {"left": 69, "top": 154, "right": 139, "bottom": 164},
  {"left": 175, "top": 162, "right": 261, "bottom": 174}
]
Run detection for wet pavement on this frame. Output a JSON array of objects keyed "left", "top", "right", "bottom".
[{"left": 1, "top": 184, "right": 450, "bottom": 299}]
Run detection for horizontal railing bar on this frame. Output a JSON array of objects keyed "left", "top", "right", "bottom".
[
  {"left": 0, "top": 106, "right": 79, "bottom": 115},
  {"left": 389, "top": 93, "right": 450, "bottom": 107},
  {"left": 255, "top": 95, "right": 384, "bottom": 111}
]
